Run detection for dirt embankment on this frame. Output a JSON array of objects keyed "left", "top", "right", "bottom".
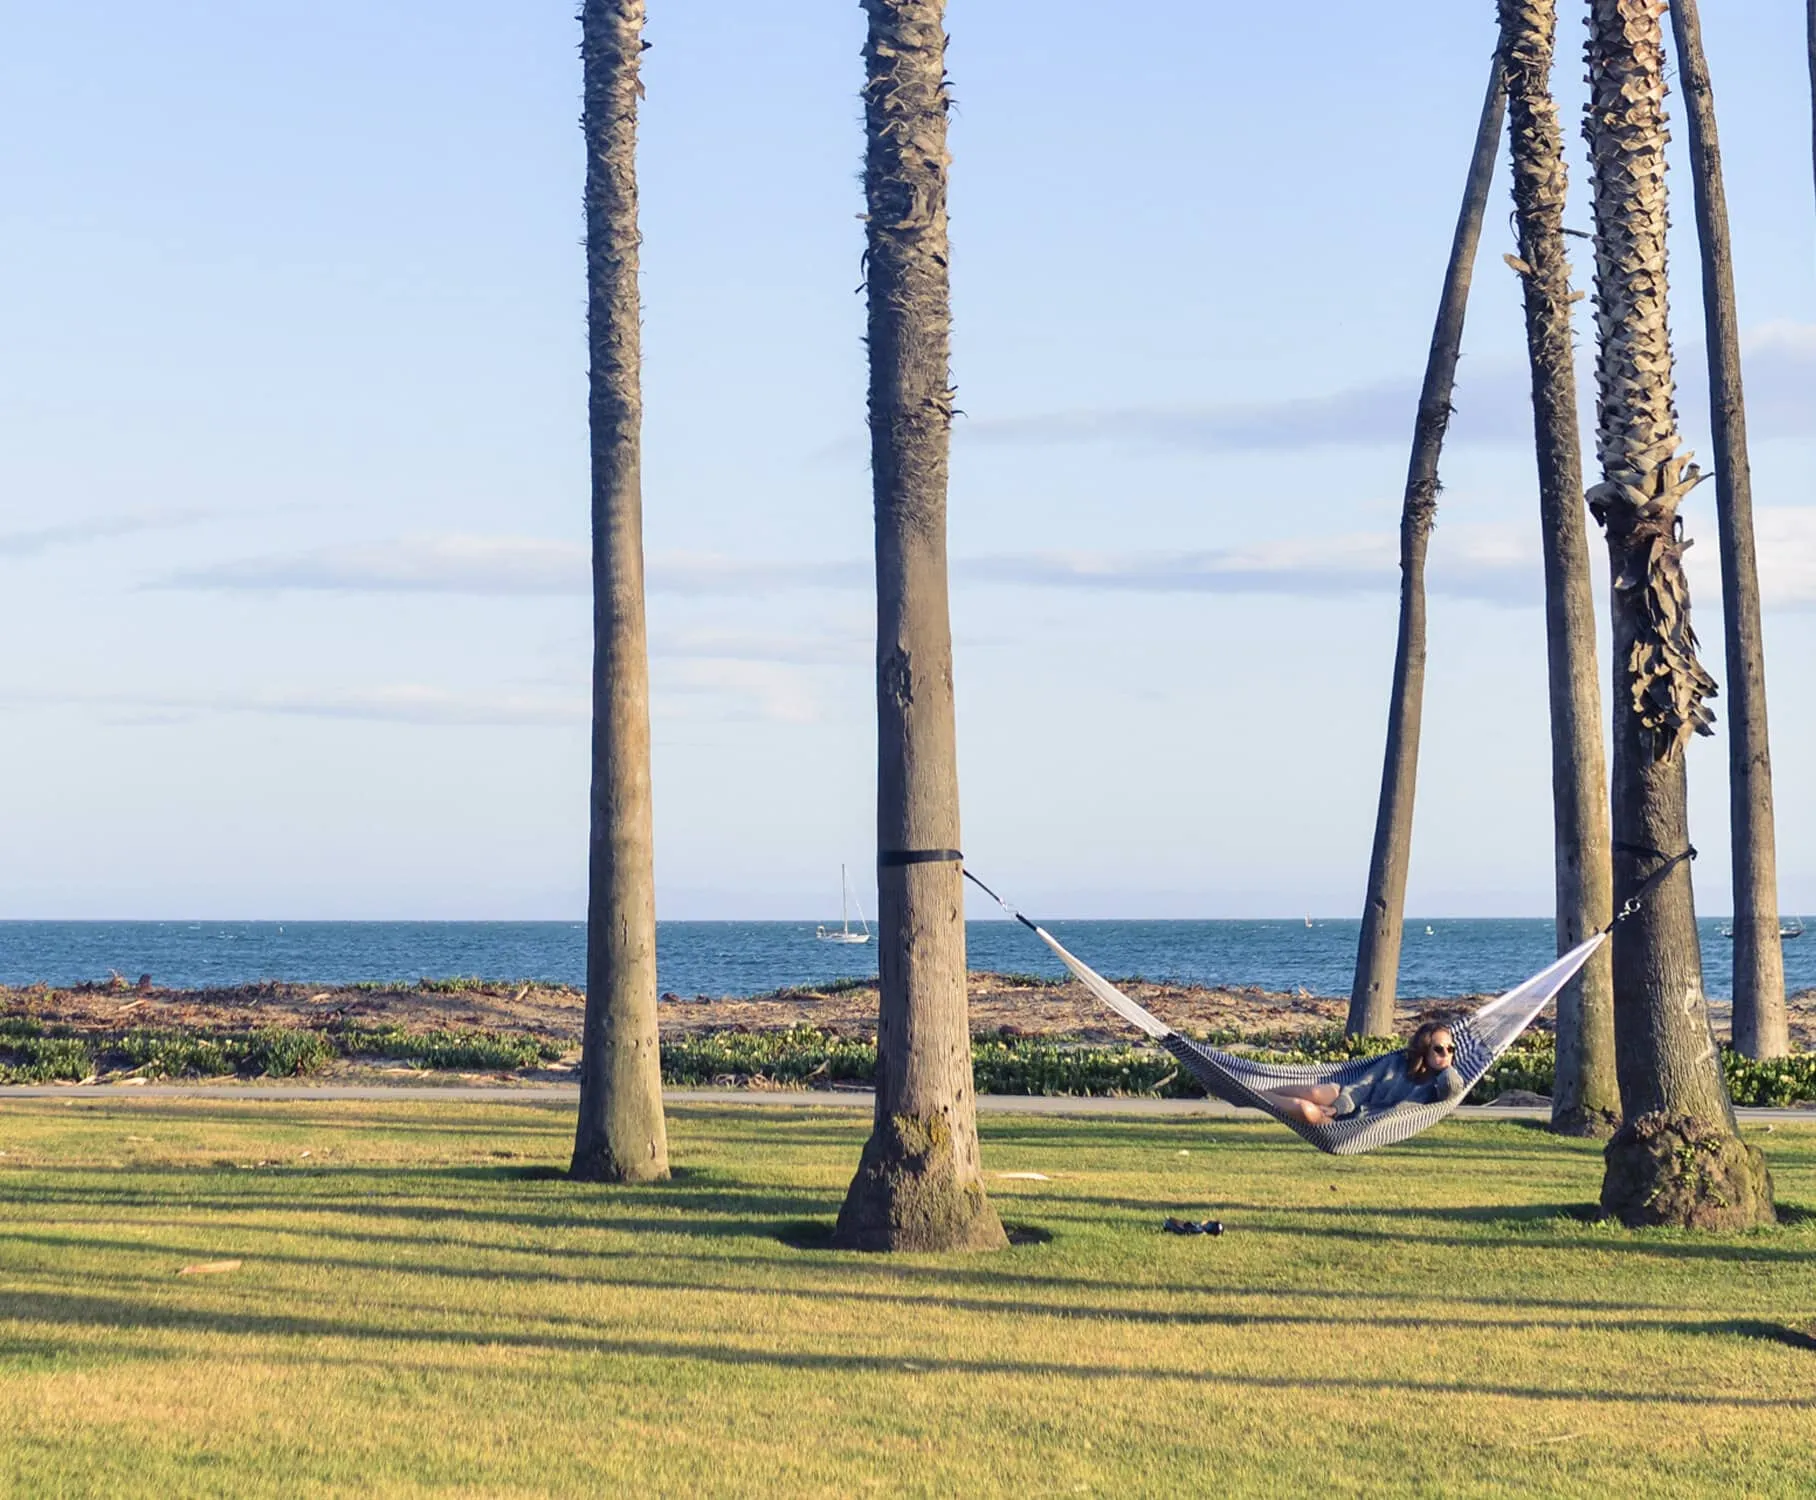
[{"left": 8, "top": 973, "right": 1813, "bottom": 1049}]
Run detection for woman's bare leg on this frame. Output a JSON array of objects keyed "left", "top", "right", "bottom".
[
  {"left": 1261, "top": 1083, "right": 1340, "bottom": 1124},
  {"left": 1267, "top": 1096, "right": 1335, "bottom": 1125},
  {"left": 1267, "top": 1083, "right": 1340, "bottom": 1107}
]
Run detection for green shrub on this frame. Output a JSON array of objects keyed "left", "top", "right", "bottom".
[
  {"left": 0, "top": 1036, "right": 94, "bottom": 1084},
  {"left": 661, "top": 1026, "right": 876, "bottom": 1087},
  {"left": 246, "top": 1028, "right": 335, "bottom": 1077},
  {"left": 97, "top": 1027, "right": 331, "bottom": 1079},
  {"left": 661, "top": 1027, "right": 1816, "bottom": 1107},
  {"left": 331, "top": 1024, "right": 560, "bottom": 1070},
  {"left": 981, "top": 972, "right": 1068, "bottom": 990},
  {"left": 1722, "top": 1048, "right": 1816, "bottom": 1107},
  {"left": 970, "top": 1039, "right": 1194, "bottom": 1097},
  {"left": 107, "top": 1030, "right": 236, "bottom": 1078}
]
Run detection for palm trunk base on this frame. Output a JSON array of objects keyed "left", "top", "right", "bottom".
[
  {"left": 832, "top": 1111, "right": 1008, "bottom": 1252},
  {"left": 1599, "top": 1112, "right": 1774, "bottom": 1229},
  {"left": 569, "top": 1151, "right": 669, "bottom": 1185},
  {"left": 1549, "top": 1104, "right": 1619, "bottom": 1140}
]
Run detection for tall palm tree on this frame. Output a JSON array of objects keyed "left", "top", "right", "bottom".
[
  {"left": 1497, "top": 0, "right": 1618, "bottom": 1136},
  {"left": 570, "top": 0, "right": 668, "bottom": 1184},
  {"left": 1665, "top": 0, "right": 1788, "bottom": 1060},
  {"left": 1347, "top": 64, "right": 1506, "bottom": 1037},
  {"left": 1583, "top": 0, "right": 1771, "bottom": 1227},
  {"left": 1809, "top": 3, "right": 1816, "bottom": 229},
  {"left": 832, "top": 0, "right": 1006, "bottom": 1252}
]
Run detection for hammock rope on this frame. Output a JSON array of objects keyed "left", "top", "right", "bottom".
[{"left": 962, "top": 852, "right": 1691, "bottom": 1155}]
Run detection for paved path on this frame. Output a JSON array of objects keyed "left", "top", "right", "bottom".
[{"left": 2, "top": 1082, "right": 1813, "bottom": 1124}]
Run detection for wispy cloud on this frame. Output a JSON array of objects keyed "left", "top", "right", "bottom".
[
  {"left": 650, "top": 626, "right": 865, "bottom": 667},
  {"left": 957, "top": 322, "right": 1816, "bottom": 456},
  {"left": 1735, "top": 321, "right": 1816, "bottom": 439},
  {"left": 7, "top": 657, "right": 850, "bottom": 728},
  {"left": 150, "top": 536, "right": 868, "bottom": 597},
  {"left": 1, "top": 508, "right": 213, "bottom": 558},
  {"left": 5, "top": 684, "right": 586, "bottom": 727},
  {"left": 1748, "top": 505, "right": 1816, "bottom": 609},
  {"left": 135, "top": 503, "right": 1816, "bottom": 616},
  {"left": 960, "top": 509, "right": 1815, "bottom": 611},
  {"left": 963, "top": 369, "right": 1530, "bottom": 454},
  {"left": 648, "top": 556, "right": 868, "bottom": 594},
  {"left": 152, "top": 534, "right": 589, "bottom": 595},
  {"left": 654, "top": 660, "right": 825, "bottom": 724},
  {"left": 956, "top": 526, "right": 1540, "bottom": 604}
]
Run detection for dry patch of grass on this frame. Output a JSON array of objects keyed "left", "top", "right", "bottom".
[{"left": 0, "top": 1100, "right": 1813, "bottom": 1496}]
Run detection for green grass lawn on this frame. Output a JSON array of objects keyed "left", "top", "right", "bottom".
[{"left": 1, "top": 1100, "right": 1813, "bottom": 1497}]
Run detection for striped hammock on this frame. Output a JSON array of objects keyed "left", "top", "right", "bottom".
[{"left": 996, "top": 903, "right": 1604, "bottom": 1155}]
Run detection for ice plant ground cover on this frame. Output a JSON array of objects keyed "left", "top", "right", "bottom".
[{"left": 0, "top": 1100, "right": 1812, "bottom": 1495}]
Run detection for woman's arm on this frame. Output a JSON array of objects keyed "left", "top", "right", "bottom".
[{"left": 1418, "top": 1065, "right": 1466, "bottom": 1104}]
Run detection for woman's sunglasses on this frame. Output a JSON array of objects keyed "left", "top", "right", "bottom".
[{"left": 1428, "top": 1042, "right": 1453, "bottom": 1058}]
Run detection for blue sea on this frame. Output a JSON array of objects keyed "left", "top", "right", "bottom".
[{"left": 1, "top": 918, "right": 1809, "bottom": 1000}]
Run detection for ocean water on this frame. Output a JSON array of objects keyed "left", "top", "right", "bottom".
[{"left": 2, "top": 917, "right": 1810, "bottom": 1000}]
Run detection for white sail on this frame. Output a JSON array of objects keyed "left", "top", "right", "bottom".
[{"left": 817, "top": 864, "right": 871, "bottom": 944}]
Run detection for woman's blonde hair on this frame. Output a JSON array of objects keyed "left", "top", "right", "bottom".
[{"left": 1406, "top": 1019, "right": 1455, "bottom": 1080}]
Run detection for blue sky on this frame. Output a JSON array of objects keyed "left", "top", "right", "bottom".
[{"left": 2, "top": 1, "right": 1812, "bottom": 921}]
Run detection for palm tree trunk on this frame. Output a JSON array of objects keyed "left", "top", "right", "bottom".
[
  {"left": 1809, "top": 3, "right": 1816, "bottom": 230},
  {"left": 1346, "top": 64, "right": 1506, "bottom": 1037},
  {"left": 1498, "top": 0, "right": 1619, "bottom": 1137},
  {"left": 1665, "top": 0, "right": 1788, "bottom": 1060},
  {"left": 1583, "top": 0, "right": 1770, "bottom": 1228},
  {"left": 832, "top": 0, "right": 1005, "bottom": 1252},
  {"left": 570, "top": 0, "right": 668, "bottom": 1184}
]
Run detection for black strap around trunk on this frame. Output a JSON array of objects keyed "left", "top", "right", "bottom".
[
  {"left": 878, "top": 848, "right": 963, "bottom": 868},
  {"left": 1605, "top": 845, "right": 1697, "bottom": 932}
]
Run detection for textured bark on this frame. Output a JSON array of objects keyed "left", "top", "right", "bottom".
[
  {"left": 570, "top": 0, "right": 668, "bottom": 1185},
  {"left": 833, "top": 0, "right": 1005, "bottom": 1252},
  {"left": 1599, "top": 1112, "right": 1773, "bottom": 1229},
  {"left": 1499, "top": 0, "right": 1618, "bottom": 1136},
  {"left": 1346, "top": 66, "right": 1506, "bottom": 1037},
  {"left": 1582, "top": 0, "right": 1770, "bottom": 1227},
  {"left": 1666, "top": 0, "right": 1788, "bottom": 1060}
]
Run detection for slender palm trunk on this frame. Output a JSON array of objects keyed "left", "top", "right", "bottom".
[
  {"left": 1583, "top": 0, "right": 1770, "bottom": 1228},
  {"left": 832, "top": 0, "right": 1005, "bottom": 1252},
  {"left": 570, "top": 0, "right": 668, "bottom": 1184},
  {"left": 1346, "top": 65, "right": 1506, "bottom": 1037},
  {"left": 1498, "top": 0, "right": 1618, "bottom": 1136},
  {"left": 1809, "top": 3, "right": 1816, "bottom": 228},
  {"left": 1666, "top": 0, "right": 1788, "bottom": 1060}
]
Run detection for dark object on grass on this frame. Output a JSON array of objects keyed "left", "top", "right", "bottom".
[{"left": 1162, "top": 1217, "right": 1223, "bottom": 1237}]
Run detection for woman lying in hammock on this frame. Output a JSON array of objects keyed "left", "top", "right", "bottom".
[{"left": 1262, "top": 1021, "right": 1465, "bottom": 1126}]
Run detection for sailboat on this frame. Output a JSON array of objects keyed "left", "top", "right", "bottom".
[{"left": 816, "top": 864, "right": 871, "bottom": 944}]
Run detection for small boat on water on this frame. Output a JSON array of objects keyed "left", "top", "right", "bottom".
[
  {"left": 816, "top": 864, "right": 871, "bottom": 945},
  {"left": 1716, "top": 917, "right": 1805, "bottom": 941}
]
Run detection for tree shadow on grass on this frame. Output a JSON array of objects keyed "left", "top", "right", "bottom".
[
  {"left": 3, "top": 1218, "right": 1736, "bottom": 1321},
  {"left": 773, "top": 1220, "right": 1052, "bottom": 1252},
  {"left": 1696, "top": 1319, "right": 1816, "bottom": 1353},
  {"left": 1, "top": 1167, "right": 827, "bottom": 1237},
  {"left": 467, "top": 1163, "right": 715, "bottom": 1185},
  {"left": 1254, "top": 1217, "right": 1815, "bottom": 1264},
  {"left": 8, "top": 1232, "right": 1778, "bottom": 1350},
  {"left": 6, "top": 1287, "right": 1813, "bottom": 1409}
]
